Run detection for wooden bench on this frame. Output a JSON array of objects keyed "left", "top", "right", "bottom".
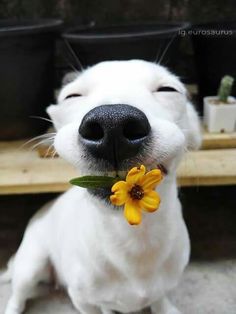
[{"left": 0, "top": 128, "right": 236, "bottom": 195}]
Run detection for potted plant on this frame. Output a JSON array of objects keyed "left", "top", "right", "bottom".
[
  {"left": 0, "top": 19, "right": 62, "bottom": 140},
  {"left": 204, "top": 75, "right": 236, "bottom": 133},
  {"left": 191, "top": 21, "right": 236, "bottom": 114}
]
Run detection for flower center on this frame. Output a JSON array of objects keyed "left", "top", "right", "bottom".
[{"left": 129, "top": 184, "right": 144, "bottom": 200}]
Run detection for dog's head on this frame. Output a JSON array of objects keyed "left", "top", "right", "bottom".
[{"left": 47, "top": 60, "right": 201, "bottom": 194}]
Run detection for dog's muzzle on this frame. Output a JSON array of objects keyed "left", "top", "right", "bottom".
[{"left": 79, "top": 104, "right": 151, "bottom": 167}]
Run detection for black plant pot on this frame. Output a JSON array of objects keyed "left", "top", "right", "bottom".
[
  {"left": 0, "top": 19, "right": 62, "bottom": 140},
  {"left": 191, "top": 21, "right": 236, "bottom": 114},
  {"left": 62, "top": 23, "right": 189, "bottom": 72}
]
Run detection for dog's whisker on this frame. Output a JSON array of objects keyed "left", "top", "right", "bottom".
[
  {"left": 52, "top": 149, "right": 58, "bottom": 159},
  {"left": 31, "top": 137, "right": 55, "bottom": 151},
  {"left": 154, "top": 44, "right": 163, "bottom": 64},
  {"left": 64, "top": 57, "right": 81, "bottom": 76},
  {"left": 29, "top": 115, "right": 53, "bottom": 123},
  {"left": 63, "top": 38, "right": 84, "bottom": 73},
  {"left": 20, "top": 133, "right": 56, "bottom": 149},
  {"left": 43, "top": 143, "right": 55, "bottom": 158},
  {"left": 157, "top": 34, "right": 177, "bottom": 66}
]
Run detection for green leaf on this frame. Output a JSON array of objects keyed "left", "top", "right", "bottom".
[{"left": 69, "top": 175, "right": 120, "bottom": 189}]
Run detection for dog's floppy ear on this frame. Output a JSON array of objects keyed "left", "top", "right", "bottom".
[
  {"left": 62, "top": 71, "right": 78, "bottom": 86},
  {"left": 185, "top": 101, "right": 202, "bottom": 150}
]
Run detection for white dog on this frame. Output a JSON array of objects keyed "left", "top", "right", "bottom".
[{"left": 2, "top": 60, "right": 201, "bottom": 314}]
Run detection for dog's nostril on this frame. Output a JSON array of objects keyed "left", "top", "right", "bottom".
[
  {"left": 80, "top": 122, "right": 104, "bottom": 141},
  {"left": 79, "top": 104, "right": 151, "bottom": 164},
  {"left": 123, "top": 120, "right": 150, "bottom": 141}
]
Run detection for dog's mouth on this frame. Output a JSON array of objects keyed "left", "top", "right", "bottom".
[
  {"left": 156, "top": 163, "right": 168, "bottom": 175},
  {"left": 87, "top": 163, "right": 168, "bottom": 200},
  {"left": 86, "top": 162, "right": 168, "bottom": 179}
]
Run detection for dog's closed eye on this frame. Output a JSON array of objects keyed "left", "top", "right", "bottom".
[
  {"left": 65, "top": 93, "right": 82, "bottom": 100},
  {"left": 156, "top": 86, "right": 178, "bottom": 92}
]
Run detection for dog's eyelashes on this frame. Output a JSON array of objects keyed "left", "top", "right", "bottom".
[
  {"left": 156, "top": 86, "right": 178, "bottom": 92},
  {"left": 65, "top": 93, "right": 82, "bottom": 100}
]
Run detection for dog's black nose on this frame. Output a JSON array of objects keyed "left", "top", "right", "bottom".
[{"left": 79, "top": 104, "right": 151, "bottom": 166}]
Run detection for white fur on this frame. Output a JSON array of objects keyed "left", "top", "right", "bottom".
[{"left": 3, "top": 60, "right": 201, "bottom": 314}]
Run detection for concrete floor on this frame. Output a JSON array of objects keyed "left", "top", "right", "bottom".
[{"left": 1, "top": 259, "right": 236, "bottom": 314}]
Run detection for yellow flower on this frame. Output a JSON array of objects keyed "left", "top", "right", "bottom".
[{"left": 110, "top": 165, "right": 163, "bottom": 225}]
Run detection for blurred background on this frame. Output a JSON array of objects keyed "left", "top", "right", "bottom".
[
  {"left": 1, "top": 0, "right": 235, "bottom": 24},
  {"left": 0, "top": 0, "right": 235, "bottom": 82}
]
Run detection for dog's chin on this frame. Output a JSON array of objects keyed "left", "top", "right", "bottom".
[
  {"left": 88, "top": 187, "right": 112, "bottom": 201},
  {"left": 81, "top": 154, "right": 169, "bottom": 176}
]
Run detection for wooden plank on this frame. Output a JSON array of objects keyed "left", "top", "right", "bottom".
[
  {"left": 0, "top": 141, "right": 75, "bottom": 195},
  {"left": 202, "top": 127, "right": 236, "bottom": 149},
  {"left": 0, "top": 141, "right": 236, "bottom": 195},
  {"left": 177, "top": 149, "right": 236, "bottom": 186}
]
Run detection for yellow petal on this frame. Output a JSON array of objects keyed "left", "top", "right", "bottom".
[
  {"left": 126, "top": 165, "right": 146, "bottom": 185},
  {"left": 124, "top": 199, "right": 142, "bottom": 225},
  {"left": 110, "top": 191, "right": 128, "bottom": 206},
  {"left": 110, "top": 181, "right": 128, "bottom": 206},
  {"left": 141, "top": 169, "right": 163, "bottom": 191},
  {"left": 111, "top": 181, "right": 127, "bottom": 193},
  {"left": 140, "top": 190, "right": 161, "bottom": 212}
]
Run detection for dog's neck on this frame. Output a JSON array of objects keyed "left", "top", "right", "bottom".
[{"left": 80, "top": 176, "right": 180, "bottom": 265}]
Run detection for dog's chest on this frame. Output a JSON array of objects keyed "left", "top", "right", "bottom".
[
  {"left": 67, "top": 243, "right": 161, "bottom": 312},
  {"left": 53, "top": 199, "right": 173, "bottom": 311},
  {"left": 74, "top": 264, "right": 157, "bottom": 312},
  {"left": 91, "top": 275, "right": 155, "bottom": 312}
]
